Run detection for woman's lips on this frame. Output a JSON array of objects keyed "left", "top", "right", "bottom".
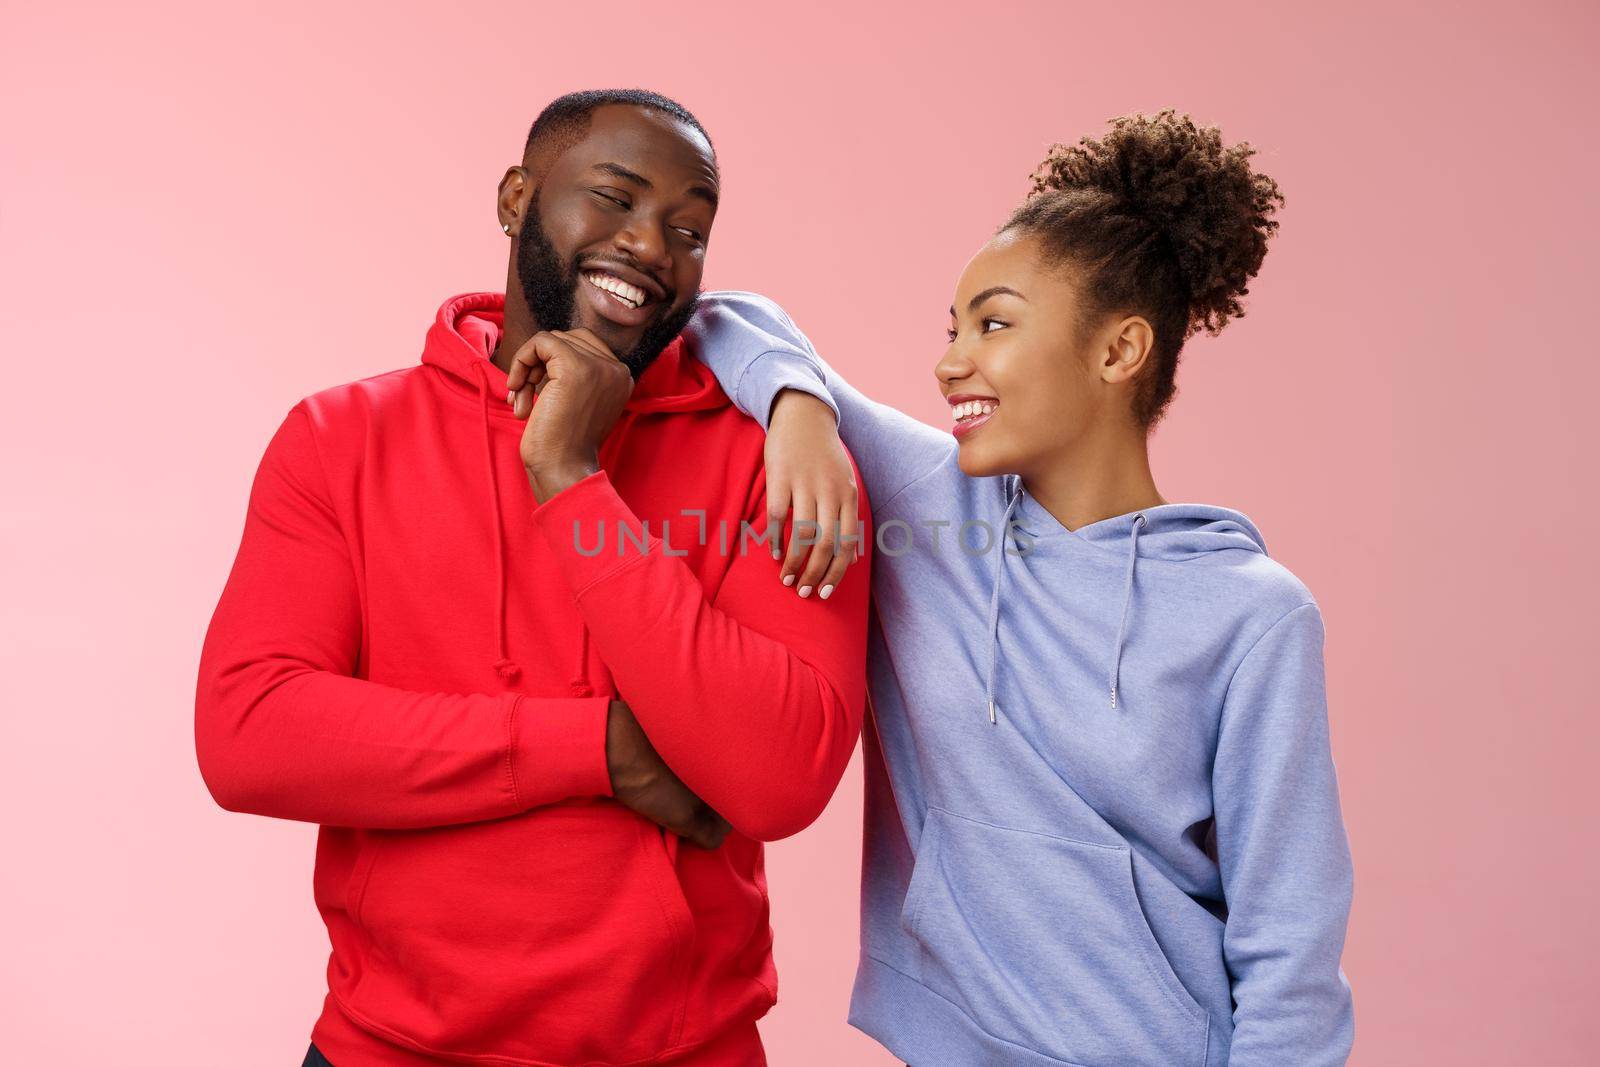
[{"left": 951, "top": 412, "right": 994, "bottom": 439}]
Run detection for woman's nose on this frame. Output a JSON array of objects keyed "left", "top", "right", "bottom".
[{"left": 935, "top": 339, "right": 975, "bottom": 385}]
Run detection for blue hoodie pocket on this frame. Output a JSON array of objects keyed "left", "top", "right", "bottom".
[{"left": 900, "top": 807, "right": 1208, "bottom": 1067}]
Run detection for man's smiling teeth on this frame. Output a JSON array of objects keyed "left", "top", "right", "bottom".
[
  {"left": 584, "top": 271, "right": 648, "bottom": 310},
  {"left": 951, "top": 400, "right": 997, "bottom": 422}
]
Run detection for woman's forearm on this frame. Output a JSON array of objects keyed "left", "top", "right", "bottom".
[{"left": 687, "top": 290, "right": 954, "bottom": 512}]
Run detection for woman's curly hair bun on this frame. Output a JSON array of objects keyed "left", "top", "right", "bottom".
[
  {"left": 1008, "top": 111, "right": 1283, "bottom": 426},
  {"left": 1027, "top": 110, "right": 1283, "bottom": 337}
]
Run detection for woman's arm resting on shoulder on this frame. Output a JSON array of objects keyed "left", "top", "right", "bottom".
[{"left": 686, "top": 290, "right": 954, "bottom": 595}]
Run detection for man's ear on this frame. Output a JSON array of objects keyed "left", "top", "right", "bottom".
[
  {"left": 496, "top": 166, "right": 531, "bottom": 236},
  {"left": 1098, "top": 315, "right": 1156, "bottom": 386}
]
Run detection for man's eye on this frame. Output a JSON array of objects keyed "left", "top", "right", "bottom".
[
  {"left": 673, "top": 226, "right": 703, "bottom": 242},
  {"left": 593, "top": 191, "right": 629, "bottom": 208}
]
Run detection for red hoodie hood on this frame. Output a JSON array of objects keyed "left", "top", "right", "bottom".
[
  {"left": 418, "top": 291, "right": 729, "bottom": 684},
  {"left": 420, "top": 290, "right": 728, "bottom": 417}
]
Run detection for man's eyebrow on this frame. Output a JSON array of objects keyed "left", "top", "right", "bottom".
[
  {"left": 593, "top": 161, "right": 652, "bottom": 187},
  {"left": 965, "top": 286, "right": 1028, "bottom": 312}
]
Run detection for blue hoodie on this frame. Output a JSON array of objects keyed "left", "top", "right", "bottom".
[{"left": 685, "top": 292, "right": 1355, "bottom": 1067}]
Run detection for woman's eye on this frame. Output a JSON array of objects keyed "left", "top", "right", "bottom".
[
  {"left": 983, "top": 318, "right": 1007, "bottom": 333},
  {"left": 946, "top": 326, "right": 958, "bottom": 342}
]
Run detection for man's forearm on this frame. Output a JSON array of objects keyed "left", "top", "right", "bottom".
[
  {"left": 195, "top": 659, "right": 613, "bottom": 829},
  {"left": 531, "top": 469, "right": 869, "bottom": 841}
]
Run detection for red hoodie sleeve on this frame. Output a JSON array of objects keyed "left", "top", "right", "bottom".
[
  {"left": 195, "top": 405, "right": 614, "bottom": 830},
  {"left": 531, "top": 467, "right": 870, "bottom": 842}
]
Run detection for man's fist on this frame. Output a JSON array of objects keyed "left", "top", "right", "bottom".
[
  {"left": 605, "top": 699, "right": 730, "bottom": 850},
  {"left": 503, "top": 328, "right": 634, "bottom": 502}
]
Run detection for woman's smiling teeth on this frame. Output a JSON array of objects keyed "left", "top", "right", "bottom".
[
  {"left": 951, "top": 400, "right": 997, "bottom": 424},
  {"left": 584, "top": 271, "right": 649, "bottom": 310}
]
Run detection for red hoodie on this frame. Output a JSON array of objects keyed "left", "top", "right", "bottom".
[{"left": 196, "top": 292, "right": 870, "bottom": 1066}]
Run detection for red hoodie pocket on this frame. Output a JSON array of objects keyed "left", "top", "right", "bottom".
[{"left": 336, "top": 802, "right": 695, "bottom": 1064}]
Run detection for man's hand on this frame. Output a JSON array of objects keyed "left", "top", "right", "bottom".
[
  {"left": 504, "top": 329, "right": 634, "bottom": 502},
  {"left": 605, "top": 699, "right": 730, "bottom": 849},
  {"left": 766, "top": 389, "right": 862, "bottom": 600}
]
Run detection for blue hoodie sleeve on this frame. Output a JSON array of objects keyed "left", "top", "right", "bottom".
[
  {"left": 1212, "top": 602, "right": 1355, "bottom": 1065},
  {"left": 685, "top": 290, "right": 954, "bottom": 515}
]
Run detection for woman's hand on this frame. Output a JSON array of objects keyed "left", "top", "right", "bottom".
[{"left": 765, "top": 390, "right": 862, "bottom": 600}]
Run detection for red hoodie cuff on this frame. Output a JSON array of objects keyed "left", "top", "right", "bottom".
[
  {"left": 531, "top": 469, "right": 656, "bottom": 594},
  {"left": 508, "top": 695, "right": 614, "bottom": 808}
]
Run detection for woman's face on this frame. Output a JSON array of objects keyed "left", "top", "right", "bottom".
[{"left": 935, "top": 228, "right": 1121, "bottom": 479}]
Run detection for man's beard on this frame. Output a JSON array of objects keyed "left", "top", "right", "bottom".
[{"left": 515, "top": 208, "right": 699, "bottom": 379}]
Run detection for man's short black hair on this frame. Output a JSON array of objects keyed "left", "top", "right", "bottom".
[{"left": 523, "top": 89, "right": 714, "bottom": 165}]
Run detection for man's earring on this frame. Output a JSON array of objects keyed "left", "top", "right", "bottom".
[{"left": 501, "top": 222, "right": 512, "bottom": 235}]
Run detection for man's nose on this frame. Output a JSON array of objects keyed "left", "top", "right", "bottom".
[{"left": 614, "top": 220, "right": 671, "bottom": 272}]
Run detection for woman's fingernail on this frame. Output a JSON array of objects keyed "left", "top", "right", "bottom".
[
  {"left": 798, "top": 585, "right": 813, "bottom": 598},
  {"left": 819, "top": 585, "right": 834, "bottom": 600},
  {"left": 782, "top": 574, "right": 795, "bottom": 587},
  {"left": 506, "top": 389, "right": 515, "bottom": 406}
]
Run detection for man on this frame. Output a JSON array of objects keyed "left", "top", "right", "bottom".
[{"left": 196, "top": 89, "right": 870, "bottom": 1067}]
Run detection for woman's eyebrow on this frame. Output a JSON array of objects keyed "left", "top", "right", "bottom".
[{"left": 965, "top": 286, "right": 1028, "bottom": 312}]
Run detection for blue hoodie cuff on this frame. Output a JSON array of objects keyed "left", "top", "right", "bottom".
[{"left": 735, "top": 349, "right": 841, "bottom": 431}]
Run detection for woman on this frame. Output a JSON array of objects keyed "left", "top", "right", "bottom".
[{"left": 687, "top": 113, "right": 1354, "bottom": 1065}]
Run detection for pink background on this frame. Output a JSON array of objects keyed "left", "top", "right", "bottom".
[{"left": 4, "top": 2, "right": 1597, "bottom": 1063}]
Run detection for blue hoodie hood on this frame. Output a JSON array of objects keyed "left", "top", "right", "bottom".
[{"left": 987, "top": 477, "right": 1271, "bottom": 721}]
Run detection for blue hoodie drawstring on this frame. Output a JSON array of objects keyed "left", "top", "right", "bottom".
[
  {"left": 1108, "top": 513, "right": 1148, "bottom": 710},
  {"left": 983, "top": 477, "right": 1025, "bottom": 725}
]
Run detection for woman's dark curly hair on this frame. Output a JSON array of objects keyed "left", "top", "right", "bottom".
[{"left": 1003, "top": 111, "right": 1283, "bottom": 427}]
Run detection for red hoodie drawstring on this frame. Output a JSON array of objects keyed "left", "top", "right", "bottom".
[
  {"left": 597, "top": 409, "right": 640, "bottom": 479},
  {"left": 429, "top": 296, "right": 708, "bottom": 695},
  {"left": 478, "top": 368, "right": 640, "bottom": 695},
  {"left": 476, "top": 369, "right": 520, "bottom": 683},
  {"left": 570, "top": 628, "right": 591, "bottom": 696},
  {"left": 562, "top": 410, "right": 640, "bottom": 697}
]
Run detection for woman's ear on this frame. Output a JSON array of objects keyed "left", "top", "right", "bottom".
[{"left": 1099, "top": 315, "right": 1155, "bottom": 385}]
